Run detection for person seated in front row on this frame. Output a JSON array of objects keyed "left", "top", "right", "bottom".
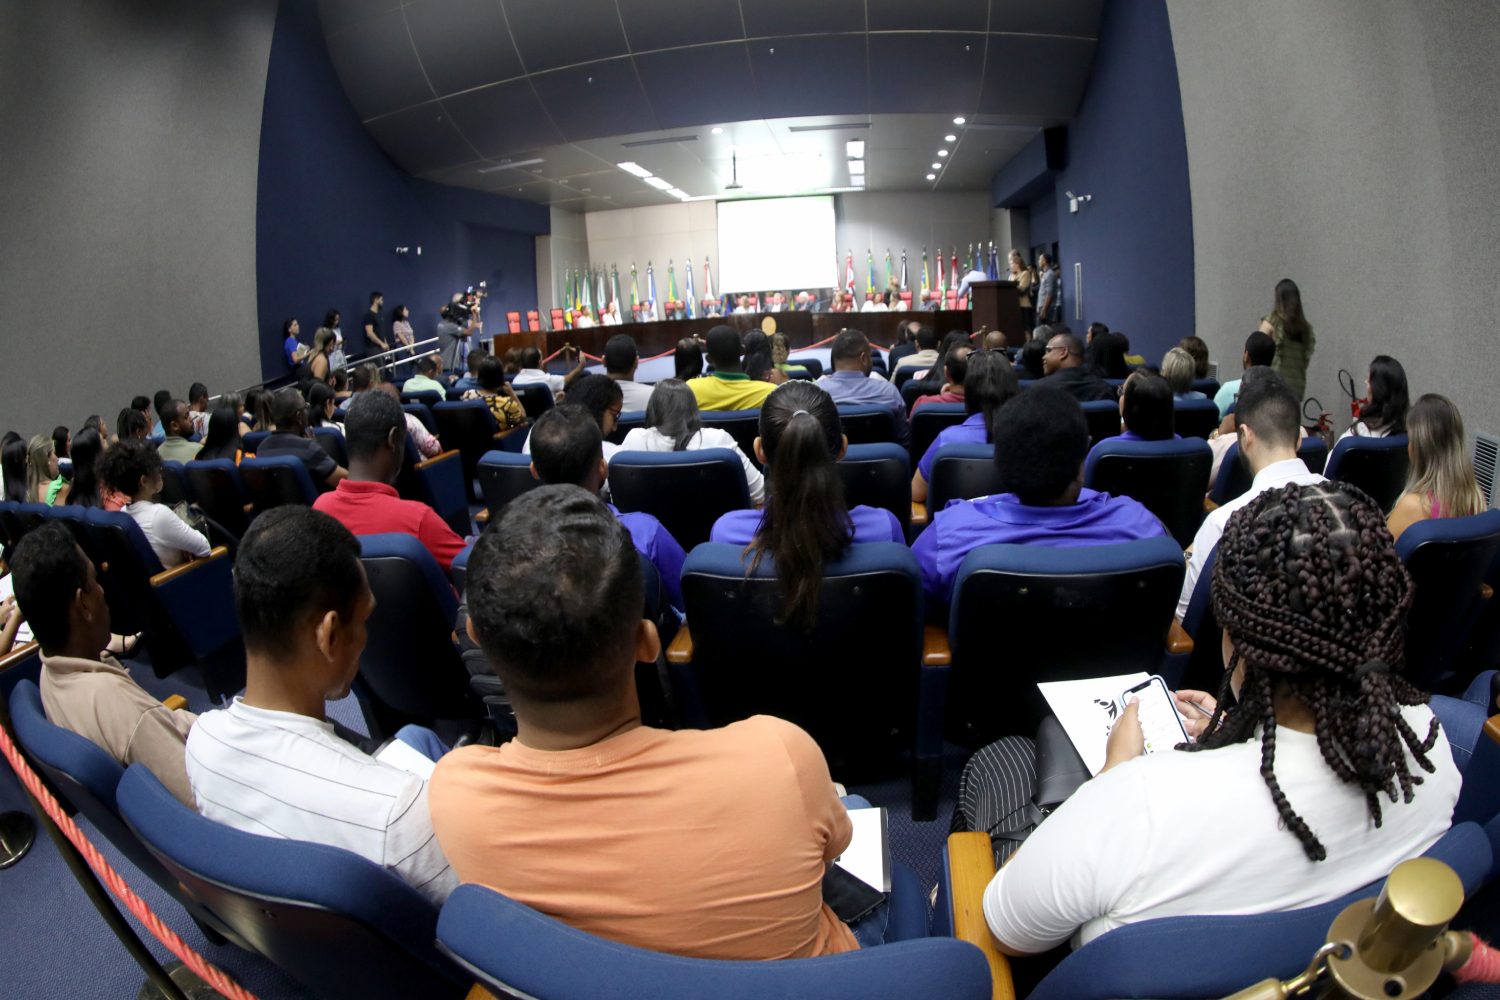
[
  {"left": 970, "top": 481, "right": 1458, "bottom": 956},
  {"left": 430, "top": 486, "right": 868, "bottom": 959},
  {"left": 711, "top": 382, "right": 903, "bottom": 624},
  {"left": 617, "top": 379, "right": 765, "bottom": 506},
  {"left": 913, "top": 387, "right": 1167, "bottom": 605},
  {"left": 1388, "top": 393, "right": 1487, "bottom": 542},
  {"left": 1111, "top": 370, "right": 1178, "bottom": 444},
  {"left": 13, "top": 523, "right": 198, "bottom": 807},
  {"left": 528, "top": 406, "right": 687, "bottom": 610},
  {"left": 688, "top": 326, "right": 779, "bottom": 411},
  {"left": 312, "top": 390, "right": 466, "bottom": 572},
  {"left": 816, "top": 330, "right": 911, "bottom": 448},
  {"left": 522, "top": 374, "right": 623, "bottom": 461},
  {"left": 96, "top": 440, "right": 212, "bottom": 568},
  {"left": 1035, "top": 332, "right": 1116, "bottom": 402},
  {"left": 185, "top": 507, "right": 458, "bottom": 904},
  {"left": 911, "top": 351, "right": 1022, "bottom": 504},
  {"left": 256, "top": 387, "right": 347, "bottom": 491},
  {"left": 400, "top": 354, "right": 448, "bottom": 396}
]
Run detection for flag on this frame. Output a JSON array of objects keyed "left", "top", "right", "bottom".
[
  {"left": 935, "top": 250, "right": 944, "bottom": 300},
  {"left": 988, "top": 242, "right": 1000, "bottom": 280},
  {"left": 844, "top": 249, "right": 855, "bottom": 295},
  {"left": 580, "top": 263, "right": 594, "bottom": 319},
  {"left": 921, "top": 248, "right": 929, "bottom": 294},
  {"left": 866, "top": 249, "right": 874, "bottom": 297},
  {"left": 950, "top": 248, "right": 959, "bottom": 291},
  {"left": 667, "top": 260, "right": 677, "bottom": 315},
  {"left": 884, "top": 249, "right": 892, "bottom": 290},
  {"left": 630, "top": 262, "right": 640, "bottom": 321},
  {"left": 966, "top": 244, "right": 974, "bottom": 277},
  {"left": 646, "top": 262, "right": 658, "bottom": 321},
  {"left": 611, "top": 263, "right": 622, "bottom": 321},
  {"left": 684, "top": 258, "right": 696, "bottom": 319},
  {"left": 704, "top": 256, "right": 716, "bottom": 303},
  {"left": 900, "top": 248, "right": 907, "bottom": 291}
]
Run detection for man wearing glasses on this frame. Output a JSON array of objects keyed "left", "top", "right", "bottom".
[{"left": 1035, "top": 332, "right": 1115, "bottom": 402}]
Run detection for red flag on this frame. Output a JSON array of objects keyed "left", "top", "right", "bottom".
[{"left": 844, "top": 250, "right": 855, "bottom": 295}]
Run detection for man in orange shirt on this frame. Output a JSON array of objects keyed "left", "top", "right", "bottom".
[{"left": 428, "top": 485, "right": 870, "bottom": 960}]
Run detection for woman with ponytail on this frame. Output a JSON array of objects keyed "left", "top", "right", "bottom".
[
  {"left": 958, "top": 480, "right": 1458, "bottom": 959},
  {"left": 911, "top": 350, "right": 1021, "bottom": 503},
  {"left": 710, "top": 381, "right": 902, "bottom": 631}
]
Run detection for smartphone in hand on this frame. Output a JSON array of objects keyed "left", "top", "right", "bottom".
[{"left": 1120, "top": 676, "right": 1192, "bottom": 752}]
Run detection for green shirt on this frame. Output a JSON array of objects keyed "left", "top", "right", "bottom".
[
  {"left": 1264, "top": 314, "right": 1315, "bottom": 400},
  {"left": 45, "top": 477, "right": 65, "bottom": 504}
]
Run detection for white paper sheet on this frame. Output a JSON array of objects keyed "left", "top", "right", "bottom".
[
  {"left": 374, "top": 737, "right": 436, "bottom": 780},
  {"left": 1038, "top": 672, "right": 1151, "bottom": 776},
  {"left": 835, "top": 806, "right": 890, "bottom": 892},
  {"left": 0, "top": 573, "right": 33, "bottom": 645}
]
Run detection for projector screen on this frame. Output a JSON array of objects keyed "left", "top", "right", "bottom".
[{"left": 716, "top": 196, "right": 836, "bottom": 293}]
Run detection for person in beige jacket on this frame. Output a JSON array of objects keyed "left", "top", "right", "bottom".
[{"left": 10, "top": 522, "right": 196, "bottom": 806}]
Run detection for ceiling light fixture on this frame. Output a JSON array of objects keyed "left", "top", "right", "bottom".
[
  {"left": 926, "top": 173, "right": 936, "bottom": 180},
  {"left": 846, "top": 140, "right": 865, "bottom": 158},
  {"left": 953, "top": 117, "right": 966, "bottom": 125},
  {"left": 931, "top": 163, "right": 941, "bottom": 169},
  {"left": 643, "top": 177, "right": 673, "bottom": 190},
  {"left": 937, "top": 150, "right": 948, "bottom": 157},
  {"left": 667, "top": 187, "right": 690, "bottom": 199},
  {"left": 711, "top": 127, "right": 723, "bottom": 134},
  {"left": 945, "top": 134, "right": 956, "bottom": 142},
  {"left": 617, "top": 161, "right": 652, "bottom": 177},
  {"left": 848, "top": 160, "right": 865, "bottom": 175},
  {"left": 851, "top": 176, "right": 865, "bottom": 187},
  {"left": 477, "top": 157, "right": 544, "bottom": 173}
]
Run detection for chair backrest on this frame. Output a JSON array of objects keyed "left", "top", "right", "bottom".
[
  {"left": 680, "top": 543, "right": 924, "bottom": 772},
  {"left": 240, "top": 430, "right": 270, "bottom": 455},
  {"left": 1326, "top": 434, "right": 1410, "bottom": 510},
  {"left": 699, "top": 409, "right": 761, "bottom": 462},
  {"left": 608, "top": 410, "right": 646, "bottom": 446},
  {"left": 183, "top": 460, "right": 251, "bottom": 537},
  {"left": 410, "top": 449, "right": 472, "bottom": 540},
  {"left": 608, "top": 449, "right": 750, "bottom": 549},
  {"left": 1080, "top": 400, "right": 1121, "bottom": 446},
  {"left": 116, "top": 764, "right": 468, "bottom": 1000},
  {"left": 1083, "top": 437, "right": 1214, "bottom": 548},
  {"left": 357, "top": 533, "right": 481, "bottom": 731},
  {"left": 927, "top": 443, "right": 1003, "bottom": 518},
  {"left": 1026, "top": 821, "right": 1492, "bottom": 1000},
  {"left": 432, "top": 400, "right": 499, "bottom": 501},
  {"left": 400, "top": 390, "right": 443, "bottom": 410},
  {"left": 1396, "top": 509, "right": 1500, "bottom": 688},
  {"left": 1298, "top": 435, "right": 1329, "bottom": 475},
  {"left": 1173, "top": 398, "right": 1221, "bottom": 439},
  {"left": 158, "top": 461, "right": 194, "bottom": 507},
  {"left": 1171, "top": 544, "right": 1224, "bottom": 691},
  {"left": 836, "top": 404, "right": 897, "bottom": 445},
  {"left": 400, "top": 402, "right": 437, "bottom": 435},
  {"left": 310, "top": 426, "right": 348, "bottom": 467},
  {"left": 1208, "top": 441, "right": 1254, "bottom": 506},
  {"left": 1190, "top": 378, "right": 1221, "bottom": 397},
  {"left": 947, "top": 537, "right": 1186, "bottom": 746},
  {"left": 510, "top": 382, "right": 555, "bottom": 419},
  {"left": 526, "top": 310, "right": 540, "bottom": 332},
  {"left": 839, "top": 443, "right": 912, "bottom": 531},
  {"left": 476, "top": 450, "right": 542, "bottom": 520},
  {"left": 240, "top": 455, "right": 319, "bottom": 510}
]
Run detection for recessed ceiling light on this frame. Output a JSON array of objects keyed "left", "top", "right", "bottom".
[
  {"left": 581, "top": 188, "right": 591, "bottom": 193},
  {"left": 931, "top": 163, "right": 941, "bottom": 169},
  {"left": 667, "top": 187, "right": 690, "bottom": 199},
  {"left": 945, "top": 134, "right": 956, "bottom": 142},
  {"left": 851, "top": 176, "right": 865, "bottom": 186},
  {"left": 937, "top": 150, "right": 947, "bottom": 157},
  {"left": 848, "top": 160, "right": 865, "bottom": 175},
  {"left": 643, "top": 176, "right": 674, "bottom": 190},
  {"left": 711, "top": 127, "right": 723, "bottom": 134},
  {"left": 926, "top": 173, "right": 936, "bottom": 180},
  {"left": 617, "top": 161, "right": 652, "bottom": 177},
  {"left": 953, "top": 117, "right": 966, "bottom": 125},
  {"left": 846, "top": 140, "right": 865, "bottom": 158}
]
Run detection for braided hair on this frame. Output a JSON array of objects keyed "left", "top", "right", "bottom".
[{"left": 1185, "top": 480, "right": 1437, "bottom": 861}]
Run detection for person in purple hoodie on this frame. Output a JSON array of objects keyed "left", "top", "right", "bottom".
[{"left": 913, "top": 386, "right": 1168, "bottom": 605}]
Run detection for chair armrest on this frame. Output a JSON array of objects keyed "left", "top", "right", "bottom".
[
  {"left": 910, "top": 501, "right": 929, "bottom": 526},
  {"left": 0, "top": 641, "right": 39, "bottom": 674},
  {"left": 665, "top": 625, "right": 693, "bottom": 664},
  {"left": 923, "top": 624, "right": 952, "bottom": 666},
  {"left": 415, "top": 448, "right": 460, "bottom": 470},
  {"left": 475, "top": 509, "right": 490, "bottom": 524},
  {"left": 1167, "top": 619, "right": 1194, "bottom": 654},
  {"left": 465, "top": 985, "right": 497, "bottom": 1000},
  {"left": 1483, "top": 583, "right": 1494, "bottom": 601},
  {"left": 162, "top": 695, "right": 188, "bottom": 712},
  {"left": 1203, "top": 497, "right": 1219, "bottom": 513},
  {"left": 947, "top": 832, "right": 1015, "bottom": 1000},
  {"left": 494, "top": 425, "right": 528, "bottom": 442},
  {"left": 149, "top": 547, "right": 230, "bottom": 586},
  {"left": 1485, "top": 715, "right": 1500, "bottom": 747}
]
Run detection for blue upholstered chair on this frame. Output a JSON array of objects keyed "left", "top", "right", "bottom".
[
  {"left": 1209, "top": 438, "right": 1330, "bottom": 507},
  {"left": 909, "top": 402, "right": 967, "bottom": 468},
  {"left": 408, "top": 446, "right": 471, "bottom": 540},
  {"left": 608, "top": 449, "right": 749, "bottom": 550},
  {"left": 1083, "top": 437, "right": 1213, "bottom": 548},
  {"left": 157, "top": 460, "right": 195, "bottom": 507},
  {"left": 944, "top": 538, "right": 1187, "bottom": 747},
  {"left": 836, "top": 403, "right": 897, "bottom": 445},
  {"left": 40, "top": 505, "right": 146, "bottom": 637},
  {"left": 184, "top": 459, "right": 252, "bottom": 538},
  {"left": 1166, "top": 546, "right": 1226, "bottom": 693},
  {"left": 1080, "top": 400, "right": 1121, "bottom": 447},
  {"left": 925, "top": 443, "right": 1003, "bottom": 520},
  {"left": 1172, "top": 397, "right": 1221, "bottom": 439},
  {"left": 310, "top": 426, "right": 348, "bottom": 468},
  {"left": 1325, "top": 434, "right": 1410, "bottom": 511},
  {"left": 239, "top": 430, "right": 270, "bottom": 455},
  {"left": 838, "top": 443, "right": 913, "bottom": 532},
  {"left": 1189, "top": 377, "right": 1221, "bottom": 398},
  {"left": 699, "top": 409, "right": 761, "bottom": 462},
  {"left": 399, "top": 389, "right": 443, "bottom": 411},
  {"left": 606, "top": 409, "right": 646, "bottom": 446},
  {"left": 510, "top": 382, "right": 555, "bottom": 420},
  {"left": 116, "top": 765, "right": 469, "bottom": 1000},
  {"left": 240, "top": 455, "right": 320, "bottom": 511},
  {"left": 476, "top": 450, "right": 541, "bottom": 522},
  {"left": 432, "top": 400, "right": 523, "bottom": 502},
  {"left": 401, "top": 402, "right": 437, "bottom": 435},
  {"left": 1396, "top": 509, "right": 1500, "bottom": 690}
]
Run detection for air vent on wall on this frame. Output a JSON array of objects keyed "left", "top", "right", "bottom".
[
  {"left": 788, "top": 123, "right": 872, "bottom": 132},
  {"left": 620, "top": 135, "right": 698, "bottom": 147},
  {"left": 1475, "top": 431, "right": 1500, "bottom": 509}
]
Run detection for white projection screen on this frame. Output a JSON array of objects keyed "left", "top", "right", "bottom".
[{"left": 716, "top": 196, "right": 836, "bottom": 292}]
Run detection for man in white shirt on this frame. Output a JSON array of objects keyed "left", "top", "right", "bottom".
[
  {"left": 602, "top": 334, "right": 654, "bottom": 411},
  {"left": 185, "top": 507, "right": 458, "bottom": 905},
  {"left": 513, "top": 345, "right": 584, "bottom": 401},
  {"left": 1177, "top": 369, "right": 1325, "bottom": 619}
]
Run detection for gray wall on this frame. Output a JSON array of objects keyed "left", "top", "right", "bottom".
[
  {"left": 836, "top": 192, "right": 996, "bottom": 293},
  {"left": 0, "top": 0, "right": 277, "bottom": 436},
  {"left": 1167, "top": 0, "right": 1500, "bottom": 441}
]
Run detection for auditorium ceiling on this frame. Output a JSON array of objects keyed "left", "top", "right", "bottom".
[{"left": 317, "top": 0, "right": 1104, "bottom": 210}]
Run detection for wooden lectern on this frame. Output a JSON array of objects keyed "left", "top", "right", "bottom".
[{"left": 966, "top": 281, "right": 1026, "bottom": 347}]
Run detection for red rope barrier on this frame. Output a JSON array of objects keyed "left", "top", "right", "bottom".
[
  {"left": 535, "top": 333, "right": 892, "bottom": 368},
  {"left": 0, "top": 720, "right": 261, "bottom": 1000}
]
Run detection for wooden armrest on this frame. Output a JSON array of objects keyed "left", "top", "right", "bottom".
[
  {"left": 910, "top": 501, "right": 929, "bottom": 526},
  {"left": 1167, "top": 619, "right": 1194, "bottom": 655},
  {"left": 923, "top": 624, "right": 952, "bottom": 666},
  {"left": 162, "top": 695, "right": 188, "bottom": 712},
  {"left": 0, "top": 641, "right": 40, "bottom": 674},
  {"left": 947, "top": 832, "right": 1015, "bottom": 1000},
  {"left": 415, "top": 448, "right": 460, "bottom": 470},
  {"left": 1483, "top": 583, "right": 1493, "bottom": 601},
  {"left": 150, "top": 547, "right": 230, "bottom": 586},
  {"left": 1485, "top": 715, "right": 1500, "bottom": 748},
  {"left": 665, "top": 625, "right": 693, "bottom": 664},
  {"left": 243, "top": 502, "right": 255, "bottom": 514},
  {"left": 475, "top": 509, "right": 490, "bottom": 524},
  {"left": 465, "top": 985, "right": 497, "bottom": 1000},
  {"left": 494, "top": 425, "right": 528, "bottom": 441},
  {"left": 1203, "top": 497, "right": 1219, "bottom": 513}
]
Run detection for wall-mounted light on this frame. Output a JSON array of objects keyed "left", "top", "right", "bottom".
[{"left": 1066, "top": 191, "right": 1092, "bottom": 213}]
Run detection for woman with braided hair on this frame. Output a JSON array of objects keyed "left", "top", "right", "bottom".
[{"left": 966, "top": 480, "right": 1459, "bottom": 960}]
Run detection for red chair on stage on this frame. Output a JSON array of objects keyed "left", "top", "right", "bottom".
[
  {"left": 506, "top": 311, "right": 521, "bottom": 333},
  {"left": 550, "top": 308, "right": 565, "bottom": 330},
  {"left": 866, "top": 292, "right": 875, "bottom": 302},
  {"left": 957, "top": 296, "right": 968, "bottom": 310},
  {"left": 946, "top": 290, "right": 958, "bottom": 309},
  {"left": 526, "top": 311, "right": 540, "bottom": 332}
]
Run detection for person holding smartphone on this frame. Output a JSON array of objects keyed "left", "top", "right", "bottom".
[{"left": 956, "top": 480, "right": 1459, "bottom": 965}]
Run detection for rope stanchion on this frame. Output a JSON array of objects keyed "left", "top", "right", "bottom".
[{"left": 0, "top": 720, "right": 261, "bottom": 1000}]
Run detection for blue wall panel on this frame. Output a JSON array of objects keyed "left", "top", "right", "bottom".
[{"left": 255, "top": 0, "right": 549, "bottom": 382}]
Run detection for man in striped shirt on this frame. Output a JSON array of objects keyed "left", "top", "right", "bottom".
[{"left": 185, "top": 507, "right": 457, "bottom": 905}]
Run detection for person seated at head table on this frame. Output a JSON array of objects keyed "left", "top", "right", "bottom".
[
  {"left": 1034, "top": 332, "right": 1116, "bottom": 402},
  {"left": 910, "top": 351, "right": 1021, "bottom": 505},
  {"left": 966, "top": 480, "right": 1457, "bottom": 958},
  {"left": 185, "top": 507, "right": 458, "bottom": 903},
  {"left": 1387, "top": 393, "right": 1487, "bottom": 542},
  {"left": 14, "top": 522, "right": 197, "bottom": 806},
  {"left": 829, "top": 289, "right": 852, "bottom": 312},
  {"left": 688, "top": 326, "right": 778, "bottom": 411},
  {"left": 917, "top": 289, "right": 940, "bottom": 311},
  {"left": 617, "top": 379, "right": 764, "bottom": 507},
  {"left": 912, "top": 386, "right": 1167, "bottom": 605},
  {"left": 96, "top": 440, "right": 212, "bottom": 568},
  {"left": 816, "top": 330, "right": 910, "bottom": 448}
]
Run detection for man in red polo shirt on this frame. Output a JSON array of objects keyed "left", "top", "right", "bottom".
[{"left": 312, "top": 390, "right": 467, "bottom": 572}]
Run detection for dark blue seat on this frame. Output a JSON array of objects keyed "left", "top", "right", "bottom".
[
  {"left": 116, "top": 764, "right": 468, "bottom": 1000},
  {"left": 608, "top": 449, "right": 749, "bottom": 550},
  {"left": 909, "top": 402, "right": 967, "bottom": 468},
  {"left": 432, "top": 400, "right": 509, "bottom": 503},
  {"left": 7, "top": 680, "right": 247, "bottom": 949},
  {"left": 1396, "top": 509, "right": 1500, "bottom": 690},
  {"left": 40, "top": 506, "right": 147, "bottom": 636},
  {"left": 0, "top": 501, "right": 49, "bottom": 548},
  {"left": 1209, "top": 437, "right": 1330, "bottom": 506},
  {"left": 355, "top": 533, "right": 482, "bottom": 741},
  {"left": 836, "top": 404, "right": 897, "bottom": 445},
  {"left": 409, "top": 446, "right": 471, "bottom": 540},
  {"left": 676, "top": 543, "right": 941, "bottom": 813},
  {"left": 240, "top": 430, "right": 270, "bottom": 455},
  {"left": 400, "top": 402, "right": 437, "bottom": 435},
  {"left": 1326, "top": 434, "right": 1410, "bottom": 511},
  {"left": 475, "top": 450, "right": 541, "bottom": 522},
  {"left": 1190, "top": 377, "right": 1221, "bottom": 397},
  {"left": 607, "top": 409, "right": 646, "bottom": 446},
  {"left": 510, "top": 381, "right": 554, "bottom": 419},
  {"left": 310, "top": 426, "right": 348, "bottom": 468},
  {"left": 435, "top": 882, "right": 988, "bottom": 1000},
  {"left": 945, "top": 538, "right": 1186, "bottom": 747},
  {"left": 926, "top": 443, "right": 1002, "bottom": 520},
  {"left": 183, "top": 459, "right": 251, "bottom": 538},
  {"left": 839, "top": 443, "right": 912, "bottom": 531},
  {"left": 699, "top": 409, "right": 761, "bottom": 463},
  {"left": 1173, "top": 397, "right": 1221, "bottom": 439},
  {"left": 240, "top": 455, "right": 320, "bottom": 511},
  {"left": 399, "top": 390, "right": 443, "bottom": 411},
  {"left": 157, "top": 460, "right": 194, "bottom": 507},
  {"left": 1168, "top": 546, "right": 1226, "bottom": 693},
  {"left": 1084, "top": 437, "right": 1213, "bottom": 548},
  {"left": 1080, "top": 400, "right": 1121, "bottom": 446}
]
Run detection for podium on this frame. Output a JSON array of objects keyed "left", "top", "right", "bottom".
[{"left": 966, "top": 281, "right": 1026, "bottom": 348}]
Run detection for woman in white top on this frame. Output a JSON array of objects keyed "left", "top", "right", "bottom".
[
  {"left": 1341, "top": 355, "right": 1409, "bottom": 440},
  {"left": 98, "top": 439, "right": 211, "bottom": 569},
  {"left": 967, "top": 481, "right": 1457, "bottom": 958},
  {"left": 617, "top": 379, "right": 765, "bottom": 506}
]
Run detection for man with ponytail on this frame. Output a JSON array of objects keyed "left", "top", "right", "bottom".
[{"left": 967, "top": 481, "right": 1458, "bottom": 958}]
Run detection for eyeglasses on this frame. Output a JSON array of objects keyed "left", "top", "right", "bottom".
[{"left": 1044, "top": 345, "right": 1066, "bottom": 353}]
